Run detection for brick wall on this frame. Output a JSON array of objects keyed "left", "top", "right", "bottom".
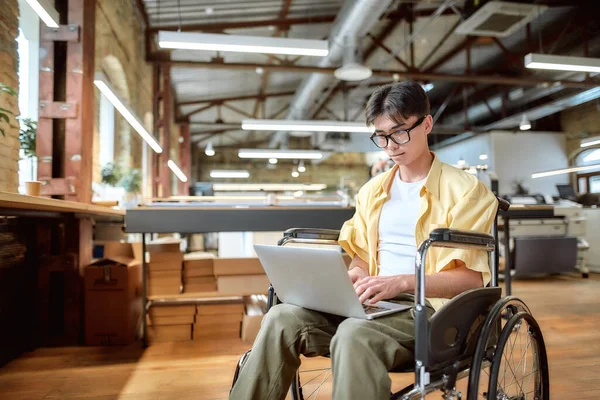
[
  {"left": 93, "top": 0, "right": 152, "bottom": 184},
  {"left": 0, "top": 0, "right": 20, "bottom": 193},
  {"left": 561, "top": 102, "right": 600, "bottom": 159},
  {"left": 196, "top": 150, "right": 370, "bottom": 196}
]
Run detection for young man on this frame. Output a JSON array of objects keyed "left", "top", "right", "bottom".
[{"left": 229, "top": 81, "right": 498, "bottom": 400}]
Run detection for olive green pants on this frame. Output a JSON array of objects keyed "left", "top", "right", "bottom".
[{"left": 229, "top": 298, "right": 435, "bottom": 400}]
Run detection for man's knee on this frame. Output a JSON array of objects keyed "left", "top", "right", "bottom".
[
  {"left": 330, "top": 318, "right": 371, "bottom": 353},
  {"left": 259, "top": 303, "right": 304, "bottom": 337}
]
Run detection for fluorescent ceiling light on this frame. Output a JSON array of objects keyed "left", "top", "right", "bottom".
[
  {"left": 238, "top": 149, "right": 324, "bottom": 160},
  {"left": 167, "top": 160, "right": 188, "bottom": 182},
  {"left": 242, "top": 119, "right": 373, "bottom": 133},
  {"left": 94, "top": 73, "right": 162, "bottom": 153},
  {"left": 157, "top": 31, "right": 329, "bottom": 57},
  {"left": 25, "top": 0, "right": 59, "bottom": 28},
  {"left": 210, "top": 170, "right": 250, "bottom": 179},
  {"left": 212, "top": 183, "right": 327, "bottom": 192},
  {"left": 531, "top": 164, "right": 600, "bottom": 179},
  {"left": 525, "top": 53, "right": 600, "bottom": 73},
  {"left": 297, "top": 160, "right": 306, "bottom": 173},
  {"left": 269, "top": 158, "right": 278, "bottom": 164},
  {"left": 581, "top": 137, "right": 600, "bottom": 148}
]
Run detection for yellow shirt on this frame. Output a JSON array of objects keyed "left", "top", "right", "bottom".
[{"left": 338, "top": 153, "right": 498, "bottom": 310}]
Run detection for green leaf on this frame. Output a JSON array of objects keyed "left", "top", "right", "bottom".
[{"left": 0, "top": 127, "right": 4, "bottom": 137}]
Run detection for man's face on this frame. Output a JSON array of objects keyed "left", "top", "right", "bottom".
[{"left": 372, "top": 113, "right": 432, "bottom": 167}]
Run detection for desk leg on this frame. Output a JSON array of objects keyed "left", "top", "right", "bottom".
[
  {"left": 503, "top": 218, "right": 511, "bottom": 296},
  {"left": 142, "top": 233, "right": 148, "bottom": 347}
]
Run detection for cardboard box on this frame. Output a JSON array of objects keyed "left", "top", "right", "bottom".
[
  {"left": 213, "top": 258, "right": 264, "bottom": 276},
  {"left": 94, "top": 241, "right": 143, "bottom": 262},
  {"left": 147, "top": 314, "right": 195, "bottom": 326},
  {"left": 183, "top": 253, "right": 214, "bottom": 278},
  {"left": 148, "top": 324, "right": 192, "bottom": 342},
  {"left": 193, "top": 322, "right": 241, "bottom": 339},
  {"left": 188, "top": 234, "right": 205, "bottom": 251},
  {"left": 147, "top": 237, "right": 181, "bottom": 253},
  {"left": 84, "top": 256, "right": 141, "bottom": 346},
  {"left": 148, "top": 253, "right": 184, "bottom": 267},
  {"left": 150, "top": 305, "right": 196, "bottom": 317},
  {"left": 196, "top": 302, "right": 244, "bottom": 316},
  {"left": 241, "top": 296, "right": 267, "bottom": 344},
  {"left": 196, "top": 313, "right": 243, "bottom": 325},
  {"left": 217, "top": 275, "right": 269, "bottom": 295},
  {"left": 184, "top": 276, "right": 217, "bottom": 293},
  {"left": 147, "top": 282, "right": 181, "bottom": 296}
]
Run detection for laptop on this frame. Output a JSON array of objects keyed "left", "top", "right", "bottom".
[{"left": 253, "top": 245, "right": 411, "bottom": 320}]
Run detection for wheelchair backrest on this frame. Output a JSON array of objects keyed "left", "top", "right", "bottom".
[{"left": 426, "top": 286, "right": 501, "bottom": 367}]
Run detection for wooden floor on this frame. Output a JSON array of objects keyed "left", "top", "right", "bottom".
[{"left": 1, "top": 274, "right": 599, "bottom": 400}]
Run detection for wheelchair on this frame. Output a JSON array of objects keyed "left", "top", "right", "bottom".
[{"left": 231, "top": 198, "right": 550, "bottom": 399}]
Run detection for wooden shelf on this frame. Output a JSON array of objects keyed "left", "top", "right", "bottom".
[{"left": 0, "top": 191, "right": 125, "bottom": 218}]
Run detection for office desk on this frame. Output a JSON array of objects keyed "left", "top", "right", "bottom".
[{"left": 124, "top": 205, "right": 355, "bottom": 345}]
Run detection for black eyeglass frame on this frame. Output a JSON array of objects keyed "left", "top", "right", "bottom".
[{"left": 369, "top": 116, "right": 426, "bottom": 148}]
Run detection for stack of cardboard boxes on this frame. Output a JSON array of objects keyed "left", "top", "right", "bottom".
[
  {"left": 147, "top": 239, "right": 183, "bottom": 296},
  {"left": 194, "top": 300, "right": 245, "bottom": 340},
  {"left": 147, "top": 304, "right": 195, "bottom": 342},
  {"left": 183, "top": 252, "right": 217, "bottom": 293},
  {"left": 214, "top": 258, "right": 269, "bottom": 295}
]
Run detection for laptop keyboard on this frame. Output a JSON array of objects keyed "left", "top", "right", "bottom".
[{"left": 362, "top": 304, "right": 389, "bottom": 314}]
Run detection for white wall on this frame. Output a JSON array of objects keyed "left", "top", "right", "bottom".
[
  {"left": 434, "top": 131, "right": 569, "bottom": 196},
  {"left": 434, "top": 134, "right": 493, "bottom": 169},
  {"left": 491, "top": 131, "right": 568, "bottom": 196}
]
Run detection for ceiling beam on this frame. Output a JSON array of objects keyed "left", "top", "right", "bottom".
[
  {"left": 424, "top": 37, "right": 474, "bottom": 73},
  {"left": 148, "top": 15, "right": 337, "bottom": 33},
  {"left": 177, "top": 90, "right": 297, "bottom": 107},
  {"left": 151, "top": 58, "right": 599, "bottom": 89}
]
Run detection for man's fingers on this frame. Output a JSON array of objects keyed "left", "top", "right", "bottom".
[{"left": 359, "top": 287, "right": 378, "bottom": 304}]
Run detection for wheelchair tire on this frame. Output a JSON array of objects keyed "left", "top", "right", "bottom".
[
  {"left": 487, "top": 311, "right": 549, "bottom": 400},
  {"left": 291, "top": 360, "right": 333, "bottom": 400}
]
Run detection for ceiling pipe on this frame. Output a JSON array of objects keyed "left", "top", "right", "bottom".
[{"left": 268, "top": 0, "right": 393, "bottom": 148}]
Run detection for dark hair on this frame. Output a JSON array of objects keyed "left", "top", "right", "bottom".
[{"left": 365, "top": 81, "right": 430, "bottom": 126}]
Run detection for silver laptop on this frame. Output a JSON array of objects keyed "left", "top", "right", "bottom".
[{"left": 254, "top": 245, "right": 411, "bottom": 320}]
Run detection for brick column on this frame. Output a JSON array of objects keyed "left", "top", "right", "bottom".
[{"left": 0, "top": 0, "right": 20, "bottom": 193}]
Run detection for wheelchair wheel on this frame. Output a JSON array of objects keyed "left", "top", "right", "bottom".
[
  {"left": 291, "top": 357, "right": 333, "bottom": 400},
  {"left": 487, "top": 311, "right": 549, "bottom": 400}
]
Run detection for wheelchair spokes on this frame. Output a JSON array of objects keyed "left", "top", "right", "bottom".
[
  {"left": 291, "top": 357, "right": 333, "bottom": 400},
  {"left": 488, "top": 312, "right": 548, "bottom": 400}
]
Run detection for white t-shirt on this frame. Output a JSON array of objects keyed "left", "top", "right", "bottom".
[{"left": 377, "top": 170, "right": 425, "bottom": 276}]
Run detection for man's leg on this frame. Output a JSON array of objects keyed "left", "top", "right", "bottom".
[
  {"left": 230, "top": 303, "right": 342, "bottom": 400},
  {"left": 330, "top": 303, "right": 435, "bottom": 400}
]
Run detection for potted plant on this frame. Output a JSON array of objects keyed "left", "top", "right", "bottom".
[
  {"left": 101, "top": 162, "right": 122, "bottom": 187},
  {"left": 18, "top": 117, "right": 40, "bottom": 195},
  {"left": 118, "top": 168, "right": 142, "bottom": 208}
]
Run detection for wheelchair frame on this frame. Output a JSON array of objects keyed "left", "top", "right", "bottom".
[{"left": 233, "top": 198, "right": 549, "bottom": 400}]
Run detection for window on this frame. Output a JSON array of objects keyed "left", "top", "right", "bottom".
[
  {"left": 98, "top": 92, "right": 115, "bottom": 167},
  {"left": 590, "top": 176, "right": 600, "bottom": 194}
]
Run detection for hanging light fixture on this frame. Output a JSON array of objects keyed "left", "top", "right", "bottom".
[
  {"left": 519, "top": 114, "right": 531, "bottom": 131},
  {"left": 291, "top": 168, "right": 300, "bottom": 178},
  {"left": 24, "top": 0, "right": 59, "bottom": 28},
  {"left": 167, "top": 160, "right": 188, "bottom": 182},
  {"left": 242, "top": 119, "right": 373, "bottom": 133},
  {"left": 238, "top": 149, "right": 324, "bottom": 160},
  {"left": 205, "top": 141, "right": 215, "bottom": 156},
  {"left": 269, "top": 158, "right": 278, "bottom": 164},
  {"left": 525, "top": 53, "right": 600, "bottom": 74},
  {"left": 157, "top": 31, "right": 329, "bottom": 57},
  {"left": 298, "top": 160, "right": 306, "bottom": 173},
  {"left": 334, "top": 37, "right": 372, "bottom": 81},
  {"left": 93, "top": 73, "right": 162, "bottom": 153}
]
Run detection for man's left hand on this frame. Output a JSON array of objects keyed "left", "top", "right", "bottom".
[{"left": 354, "top": 275, "right": 408, "bottom": 304}]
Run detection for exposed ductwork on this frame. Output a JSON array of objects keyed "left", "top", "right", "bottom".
[{"left": 268, "top": 0, "right": 393, "bottom": 148}]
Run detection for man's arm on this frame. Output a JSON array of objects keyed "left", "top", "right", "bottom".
[
  {"left": 354, "top": 260, "right": 483, "bottom": 304},
  {"left": 348, "top": 255, "right": 369, "bottom": 283}
]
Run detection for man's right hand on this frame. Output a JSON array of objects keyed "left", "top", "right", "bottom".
[{"left": 348, "top": 266, "right": 368, "bottom": 284}]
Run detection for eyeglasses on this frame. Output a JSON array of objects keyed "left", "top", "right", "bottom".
[{"left": 370, "top": 116, "right": 426, "bottom": 148}]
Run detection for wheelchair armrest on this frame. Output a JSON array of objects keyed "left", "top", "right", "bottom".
[
  {"left": 277, "top": 228, "right": 340, "bottom": 246},
  {"left": 429, "top": 228, "right": 495, "bottom": 251}
]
